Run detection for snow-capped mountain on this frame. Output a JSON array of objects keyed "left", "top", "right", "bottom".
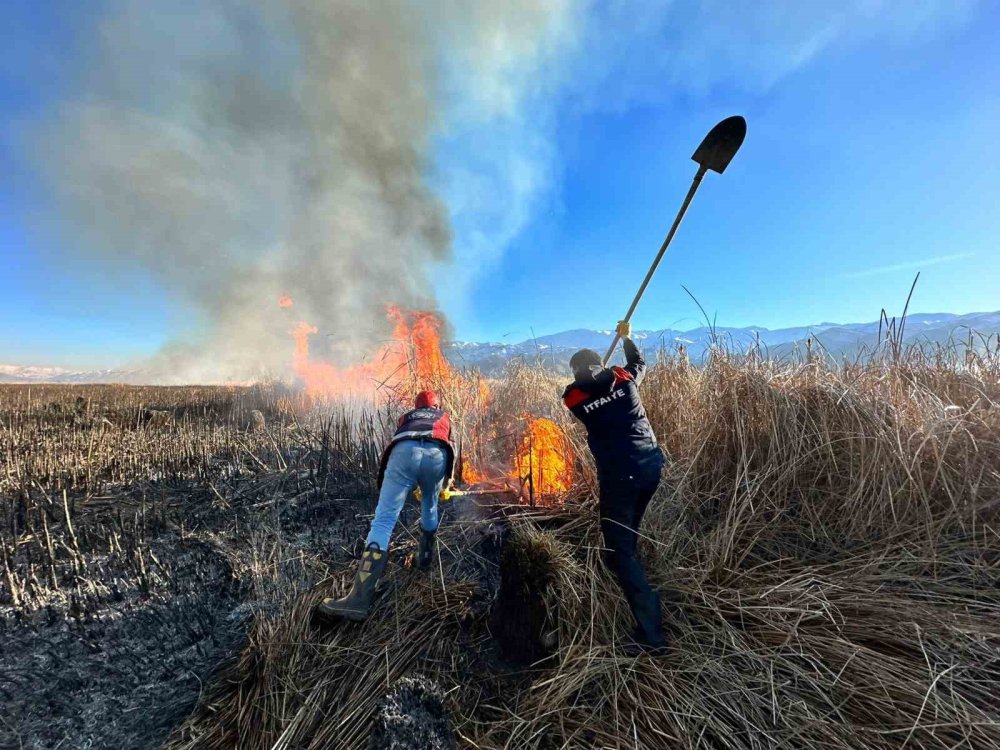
[
  {"left": 447, "top": 311, "right": 1000, "bottom": 374},
  {"left": 0, "top": 364, "right": 145, "bottom": 384},
  {"left": 2, "top": 311, "right": 997, "bottom": 383}
]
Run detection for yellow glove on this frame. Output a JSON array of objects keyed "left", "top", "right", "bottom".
[
  {"left": 415, "top": 485, "right": 463, "bottom": 502},
  {"left": 440, "top": 482, "right": 464, "bottom": 502},
  {"left": 616, "top": 320, "right": 632, "bottom": 339}
]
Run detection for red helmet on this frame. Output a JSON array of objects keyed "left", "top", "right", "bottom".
[{"left": 414, "top": 390, "right": 440, "bottom": 409}]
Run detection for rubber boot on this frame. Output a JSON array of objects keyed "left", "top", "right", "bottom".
[
  {"left": 416, "top": 528, "right": 436, "bottom": 570},
  {"left": 315, "top": 543, "right": 388, "bottom": 622}
]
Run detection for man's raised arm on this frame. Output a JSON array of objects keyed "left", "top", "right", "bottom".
[{"left": 618, "top": 320, "right": 646, "bottom": 385}]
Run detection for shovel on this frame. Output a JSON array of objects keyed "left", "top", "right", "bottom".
[{"left": 602, "top": 115, "right": 747, "bottom": 365}]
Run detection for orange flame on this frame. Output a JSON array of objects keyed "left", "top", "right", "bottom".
[
  {"left": 278, "top": 293, "right": 294, "bottom": 308},
  {"left": 286, "top": 308, "right": 578, "bottom": 506},
  {"left": 476, "top": 376, "right": 491, "bottom": 407},
  {"left": 410, "top": 311, "right": 453, "bottom": 384},
  {"left": 462, "top": 460, "right": 489, "bottom": 485},
  {"left": 457, "top": 375, "right": 492, "bottom": 484},
  {"left": 513, "top": 417, "right": 574, "bottom": 497},
  {"left": 290, "top": 307, "right": 455, "bottom": 400}
]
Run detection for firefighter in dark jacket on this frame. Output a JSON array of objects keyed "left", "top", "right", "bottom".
[
  {"left": 316, "top": 390, "right": 454, "bottom": 622},
  {"left": 562, "top": 320, "right": 668, "bottom": 651}
]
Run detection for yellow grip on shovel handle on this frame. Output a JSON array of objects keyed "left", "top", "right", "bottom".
[{"left": 413, "top": 487, "right": 465, "bottom": 502}]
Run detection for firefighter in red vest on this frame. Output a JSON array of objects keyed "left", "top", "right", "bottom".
[{"left": 316, "top": 390, "right": 455, "bottom": 622}]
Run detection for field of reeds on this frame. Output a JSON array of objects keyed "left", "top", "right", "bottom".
[{"left": 3, "top": 341, "right": 999, "bottom": 749}]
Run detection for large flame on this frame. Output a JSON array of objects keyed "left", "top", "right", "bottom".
[
  {"left": 400, "top": 309, "right": 452, "bottom": 384},
  {"left": 462, "top": 417, "right": 574, "bottom": 501},
  {"left": 514, "top": 417, "right": 575, "bottom": 497},
  {"left": 282, "top": 300, "right": 574, "bottom": 505},
  {"left": 288, "top": 305, "right": 455, "bottom": 400},
  {"left": 462, "top": 460, "right": 488, "bottom": 485}
]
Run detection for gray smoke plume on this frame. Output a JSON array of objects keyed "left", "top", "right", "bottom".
[
  {"left": 34, "top": 0, "right": 965, "bottom": 383},
  {"left": 35, "top": 0, "right": 573, "bottom": 383}
]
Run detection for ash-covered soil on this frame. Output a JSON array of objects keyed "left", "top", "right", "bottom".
[
  {"left": 1, "top": 477, "right": 374, "bottom": 750},
  {"left": 368, "top": 677, "right": 455, "bottom": 750},
  {"left": 2, "top": 558, "right": 243, "bottom": 749}
]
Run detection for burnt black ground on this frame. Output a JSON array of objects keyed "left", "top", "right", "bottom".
[
  {"left": 2, "top": 575, "right": 244, "bottom": 749},
  {"left": 1, "top": 471, "right": 519, "bottom": 750},
  {"left": 0, "top": 479, "right": 372, "bottom": 750},
  {"left": 368, "top": 677, "right": 455, "bottom": 750}
]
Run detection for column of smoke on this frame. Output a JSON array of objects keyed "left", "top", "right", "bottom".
[{"left": 36, "top": 0, "right": 570, "bottom": 384}]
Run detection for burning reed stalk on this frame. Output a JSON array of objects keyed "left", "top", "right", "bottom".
[{"left": 163, "top": 342, "right": 999, "bottom": 749}]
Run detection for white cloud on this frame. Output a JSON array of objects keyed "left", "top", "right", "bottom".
[
  {"left": 841, "top": 252, "right": 976, "bottom": 279},
  {"left": 433, "top": 0, "right": 981, "bottom": 327},
  {"left": 568, "top": 0, "right": 980, "bottom": 106}
]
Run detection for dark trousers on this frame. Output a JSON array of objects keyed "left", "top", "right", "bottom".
[{"left": 598, "top": 451, "right": 665, "bottom": 645}]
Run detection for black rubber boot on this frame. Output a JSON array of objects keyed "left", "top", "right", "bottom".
[
  {"left": 416, "top": 528, "right": 436, "bottom": 570},
  {"left": 315, "top": 543, "right": 388, "bottom": 622}
]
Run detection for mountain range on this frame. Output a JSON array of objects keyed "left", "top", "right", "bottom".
[
  {"left": 2, "top": 311, "right": 997, "bottom": 383},
  {"left": 447, "top": 310, "right": 1000, "bottom": 374}
]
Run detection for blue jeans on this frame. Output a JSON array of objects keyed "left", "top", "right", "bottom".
[{"left": 366, "top": 440, "right": 447, "bottom": 551}]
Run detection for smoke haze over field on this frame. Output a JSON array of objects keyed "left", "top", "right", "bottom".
[
  {"left": 35, "top": 0, "right": 574, "bottom": 382},
  {"left": 20, "top": 0, "right": 984, "bottom": 379}
]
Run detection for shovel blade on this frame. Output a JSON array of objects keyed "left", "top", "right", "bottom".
[{"left": 691, "top": 115, "right": 746, "bottom": 174}]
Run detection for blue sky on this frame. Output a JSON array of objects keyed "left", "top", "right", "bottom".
[
  {"left": 2, "top": 2, "right": 998, "bottom": 368},
  {"left": 2, "top": 1, "right": 175, "bottom": 366},
  {"left": 445, "top": 1, "right": 1000, "bottom": 342}
]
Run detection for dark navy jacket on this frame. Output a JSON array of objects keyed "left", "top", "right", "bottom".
[
  {"left": 377, "top": 407, "right": 455, "bottom": 488},
  {"left": 561, "top": 338, "right": 661, "bottom": 479}
]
